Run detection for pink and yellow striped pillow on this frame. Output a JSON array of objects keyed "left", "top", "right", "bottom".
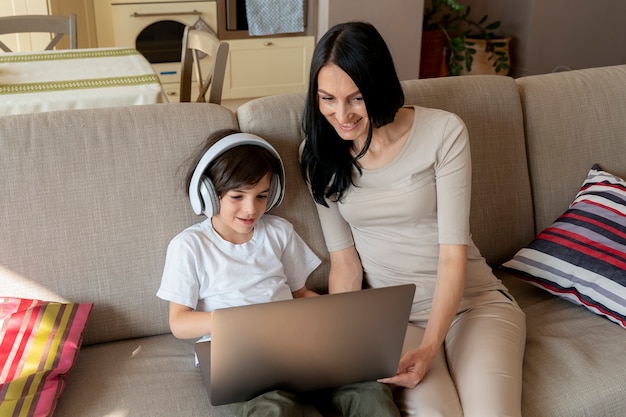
[{"left": 0, "top": 297, "right": 92, "bottom": 417}]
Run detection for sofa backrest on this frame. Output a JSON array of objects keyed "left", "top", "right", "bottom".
[
  {"left": 237, "top": 75, "right": 536, "bottom": 293},
  {"left": 0, "top": 103, "right": 238, "bottom": 345},
  {"left": 516, "top": 65, "right": 626, "bottom": 233}
]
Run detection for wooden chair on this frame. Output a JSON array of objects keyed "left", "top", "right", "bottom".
[
  {"left": 0, "top": 14, "right": 77, "bottom": 52},
  {"left": 179, "top": 26, "right": 229, "bottom": 104}
]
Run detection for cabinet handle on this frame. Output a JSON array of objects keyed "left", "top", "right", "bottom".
[
  {"left": 263, "top": 42, "right": 274, "bottom": 46},
  {"left": 130, "top": 10, "right": 202, "bottom": 18}
]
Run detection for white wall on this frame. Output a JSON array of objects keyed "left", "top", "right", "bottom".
[{"left": 317, "top": 0, "right": 424, "bottom": 80}]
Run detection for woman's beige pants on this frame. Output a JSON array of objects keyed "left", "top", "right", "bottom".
[{"left": 394, "top": 289, "right": 526, "bottom": 417}]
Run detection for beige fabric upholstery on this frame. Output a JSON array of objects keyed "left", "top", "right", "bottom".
[
  {"left": 0, "top": 103, "right": 238, "bottom": 345},
  {"left": 500, "top": 273, "right": 626, "bottom": 417},
  {"left": 517, "top": 65, "right": 626, "bottom": 233},
  {"left": 55, "top": 334, "right": 326, "bottom": 416}
]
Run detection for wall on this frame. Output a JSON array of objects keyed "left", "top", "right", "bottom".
[
  {"left": 462, "top": 0, "right": 626, "bottom": 77},
  {"left": 317, "top": 0, "right": 423, "bottom": 80}
]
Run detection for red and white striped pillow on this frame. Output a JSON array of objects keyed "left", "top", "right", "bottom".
[
  {"left": 503, "top": 165, "right": 626, "bottom": 328},
  {"left": 0, "top": 297, "right": 92, "bottom": 416}
]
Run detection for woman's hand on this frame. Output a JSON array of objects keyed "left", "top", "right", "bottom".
[{"left": 378, "top": 344, "right": 437, "bottom": 388}]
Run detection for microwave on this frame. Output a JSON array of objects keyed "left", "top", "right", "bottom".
[{"left": 216, "top": 0, "right": 311, "bottom": 40}]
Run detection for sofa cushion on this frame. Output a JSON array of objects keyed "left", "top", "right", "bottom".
[
  {"left": 516, "top": 65, "right": 626, "bottom": 233},
  {"left": 502, "top": 165, "right": 626, "bottom": 328},
  {"left": 0, "top": 297, "right": 92, "bottom": 416},
  {"left": 500, "top": 272, "right": 626, "bottom": 417},
  {"left": 54, "top": 334, "right": 324, "bottom": 417}
]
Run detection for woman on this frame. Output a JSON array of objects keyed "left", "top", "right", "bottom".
[{"left": 300, "top": 21, "right": 526, "bottom": 417}]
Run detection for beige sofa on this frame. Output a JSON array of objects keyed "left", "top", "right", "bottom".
[{"left": 2, "top": 64, "right": 625, "bottom": 416}]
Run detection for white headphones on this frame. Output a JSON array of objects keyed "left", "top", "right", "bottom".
[{"left": 188, "top": 132, "right": 285, "bottom": 217}]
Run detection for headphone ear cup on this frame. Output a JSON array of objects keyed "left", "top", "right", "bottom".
[
  {"left": 265, "top": 173, "right": 283, "bottom": 212},
  {"left": 199, "top": 176, "right": 220, "bottom": 218}
]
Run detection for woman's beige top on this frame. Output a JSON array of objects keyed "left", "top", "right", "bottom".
[{"left": 313, "top": 106, "right": 506, "bottom": 320}]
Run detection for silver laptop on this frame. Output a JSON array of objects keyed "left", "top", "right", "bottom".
[{"left": 195, "top": 284, "right": 416, "bottom": 406}]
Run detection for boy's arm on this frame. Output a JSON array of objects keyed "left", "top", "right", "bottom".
[
  {"left": 292, "top": 286, "right": 319, "bottom": 298},
  {"left": 168, "top": 301, "right": 213, "bottom": 339}
]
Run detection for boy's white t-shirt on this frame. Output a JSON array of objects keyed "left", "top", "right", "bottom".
[{"left": 157, "top": 214, "right": 321, "bottom": 339}]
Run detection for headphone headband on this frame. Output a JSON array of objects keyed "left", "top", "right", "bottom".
[{"left": 189, "top": 133, "right": 285, "bottom": 216}]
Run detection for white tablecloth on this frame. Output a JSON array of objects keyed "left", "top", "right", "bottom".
[{"left": 0, "top": 48, "right": 168, "bottom": 116}]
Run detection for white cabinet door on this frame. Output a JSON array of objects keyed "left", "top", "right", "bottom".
[{"left": 222, "top": 36, "right": 315, "bottom": 99}]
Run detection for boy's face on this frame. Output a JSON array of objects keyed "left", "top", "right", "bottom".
[{"left": 211, "top": 173, "right": 271, "bottom": 244}]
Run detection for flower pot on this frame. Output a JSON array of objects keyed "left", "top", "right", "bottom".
[
  {"left": 420, "top": 29, "right": 448, "bottom": 78},
  {"left": 460, "top": 36, "right": 511, "bottom": 75}
]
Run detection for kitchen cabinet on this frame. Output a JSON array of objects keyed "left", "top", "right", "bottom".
[{"left": 221, "top": 35, "right": 315, "bottom": 99}]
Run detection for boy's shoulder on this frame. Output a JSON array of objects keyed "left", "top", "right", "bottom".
[{"left": 169, "top": 219, "right": 212, "bottom": 246}]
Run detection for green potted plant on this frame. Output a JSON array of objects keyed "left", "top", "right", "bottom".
[{"left": 421, "top": 0, "right": 510, "bottom": 76}]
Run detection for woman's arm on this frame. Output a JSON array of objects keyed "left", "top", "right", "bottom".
[
  {"left": 168, "top": 301, "right": 213, "bottom": 339},
  {"left": 379, "top": 243, "right": 466, "bottom": 388},
  {"left": 328, "top": 245, "right": 363, "bottom": 293}
]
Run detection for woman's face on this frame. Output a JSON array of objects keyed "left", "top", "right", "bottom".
[{"left": 317, "top": 63, "right": 369, "bottom": 143}]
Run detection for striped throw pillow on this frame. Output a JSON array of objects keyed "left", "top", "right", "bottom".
[
  {"left": 0, "top": 297, "right": 92, "bottom": 416},
  {"left": 502, "top": 165, "right": 626, "bottom": 328}
]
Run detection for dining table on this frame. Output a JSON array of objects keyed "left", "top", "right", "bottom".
[{"left": 0, "top": 47, "right": 168, "bottom": 116}]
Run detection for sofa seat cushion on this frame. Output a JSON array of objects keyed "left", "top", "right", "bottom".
[
  {"left": 502, "top": 165, "right": 626, "bottom": 328},
  {"left": 54, "top": 334, "right": 325, "bottom": 417},
  {"left": 500, "top": 272, "right": 626, "bottom": 417}
]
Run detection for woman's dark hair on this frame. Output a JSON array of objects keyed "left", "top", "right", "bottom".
[
  {"left": 183, "top": 128, "right": 281, "bottom": 198},
  {"left": 300, "top": 21, "right": 404, "bottom": 206}
]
